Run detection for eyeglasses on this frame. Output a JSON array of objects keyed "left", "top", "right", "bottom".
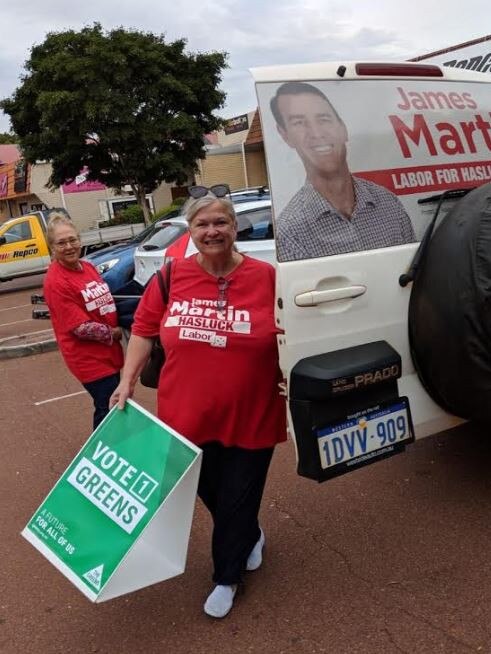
[
  {"left": 217, "top": 277, "right": 229, "bottom": 313},
  {"left": 53, "top": 237, "right": 80, "bottom": 248},
  {"left": 188, "top": 184, "right": 230, "bottom": 199}
]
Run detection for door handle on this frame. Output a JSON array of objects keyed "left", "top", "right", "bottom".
[
  {"left": 25, "top": 243, "right": 36, "bottom": 248},
  {"left": 295, "top": 284, "right": 367, "bottom": 307}
]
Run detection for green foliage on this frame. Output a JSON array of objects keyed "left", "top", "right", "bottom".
[
  {"left": 0, "top": 132, "right": 18, "bottom": 144},
  {"left": 1, "top": 24, "right": 227, "bottom": 222},
  {"left": 152, "top": 196, "right": 187, "bottom": 221},
  {"left": 117, "top": 204, "right": 144, "bottom": 223},
  {"left": 98, "top": 204, "right": 145, "bottom": 227}
]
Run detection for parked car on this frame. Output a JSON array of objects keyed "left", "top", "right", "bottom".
[
  {"left": 85, "top": 194, "right": 269, "bottom": 291},
  {"left": 83, "top": 221, "right": 164, "bottom": 292},
  {"left": 133, "top": 199, "right": 274, "bottom": 287},
  {"left": 229, "top": 186, "right": 270, "bottom": 204}
]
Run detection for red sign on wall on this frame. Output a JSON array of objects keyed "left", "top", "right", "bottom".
[{"left": 63, "top": 168, "right": 106, "bottom": 194}]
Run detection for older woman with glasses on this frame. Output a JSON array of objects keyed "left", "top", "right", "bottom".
[
  {"left": 44, "top": 212, "right": 123, "bottom": 429},
  {"left": 110, "top": 192, "right": 286, "bottom": 618}
]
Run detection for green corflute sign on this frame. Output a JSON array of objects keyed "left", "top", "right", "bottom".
[{"left": 22, "top": 400, "right": 202, "bottom": 602}]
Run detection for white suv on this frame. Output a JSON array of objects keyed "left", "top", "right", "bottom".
[{"left": 133, "top": 199, "right": 274, "bottom": 287}]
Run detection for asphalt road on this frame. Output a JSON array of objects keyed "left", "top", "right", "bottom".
[
  {"left": 0, "top": 274, "right": 50, "bottom": 343},
  {"left": 1, "top": 281, "right": 491, "bottom": 654}
]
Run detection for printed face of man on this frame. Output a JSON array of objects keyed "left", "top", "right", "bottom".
[{"left": 276, "top": 92, "right": 348, "bottom": 177}]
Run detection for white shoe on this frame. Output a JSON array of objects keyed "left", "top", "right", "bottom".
[
  {"left": 204, "top": 584, "right": 237, "bottom": 618},
  {"left": 246, "top": 528, "right": 265, "bottom": 571}
]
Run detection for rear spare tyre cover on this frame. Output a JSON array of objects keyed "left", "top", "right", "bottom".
[{"left": 408, "top": 182, "right": 491, "bottom": 421}]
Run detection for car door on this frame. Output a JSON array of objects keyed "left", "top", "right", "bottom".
[{"left": 0, "top": 216, "right": 49, "bottom": 277}]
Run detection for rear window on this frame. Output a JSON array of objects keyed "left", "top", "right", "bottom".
[
  {"left": 131, "top": 222, "right": 159, "bottom": 244},
  {"left": 141, "top": 223, "right": 187, "bottom": 250}
]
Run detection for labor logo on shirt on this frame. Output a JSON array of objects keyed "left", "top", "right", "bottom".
[
  {"left": 164, "top": 297, "right": 251, "bottom": 348},
  {"left": 80, "top": 280, "right": 117, "bottom": 316}
]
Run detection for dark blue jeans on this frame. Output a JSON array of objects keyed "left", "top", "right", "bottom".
[
  {"left": 197, "top": 442, "right": 274, "bottom": 585},
  {"left": 82, "top": 372, "right": 120, "bottom": 430}
]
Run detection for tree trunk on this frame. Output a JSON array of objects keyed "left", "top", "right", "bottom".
[{"left": 133, "top": 185, "right": 152, "bottom": 226}]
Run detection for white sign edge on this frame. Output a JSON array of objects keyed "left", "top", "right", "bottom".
[{"left": 99, "top": 449, "right": 203, "bottom": 598}]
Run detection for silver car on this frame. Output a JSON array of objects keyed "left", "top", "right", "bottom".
[{"left": 133, "top": 199, "right": 275, "bottom": 286}]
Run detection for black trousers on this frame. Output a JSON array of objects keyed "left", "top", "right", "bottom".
[
  {"left": 82, "top": 372, "right": 120, "bottom": 430},
  {"left": 197, "top": 442, "right": 274, "bottom": 585}
]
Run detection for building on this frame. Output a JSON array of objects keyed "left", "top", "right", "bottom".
[
  {"left": 0, "top": 111, "right": 270, "bottom": 227},
  {"left": 0, "top": 145, "right": 179, "bottom": 229},
  {"left": 196, "top": 110, "right": 268, "bottom": 190}
]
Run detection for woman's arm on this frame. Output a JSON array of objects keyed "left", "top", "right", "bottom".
[{"left": 109, "top": 334, "right": 154, "bottom": 409}]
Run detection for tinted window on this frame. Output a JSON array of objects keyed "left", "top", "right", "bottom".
[{"left": 236, "top": 208, "right": 273, "bottom": 241}]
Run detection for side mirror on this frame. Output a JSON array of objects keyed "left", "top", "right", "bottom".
[{"left": 0, "top": 236, "right": 6, "bottom": 246}]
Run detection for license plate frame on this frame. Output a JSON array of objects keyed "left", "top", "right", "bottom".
[{"left": 315, "top": 397, "right": 414, "bottom": 480}]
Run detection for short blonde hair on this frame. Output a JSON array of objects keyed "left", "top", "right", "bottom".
[
  {"left": 46, "top": 211, "right": 78, "bottom": 248},
  {"left": 185, "top": 194, "right": 237, "bottom": 226}
]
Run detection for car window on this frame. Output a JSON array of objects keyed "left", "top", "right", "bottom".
[
  {"left": 4, "top": 221, "right": 33, "bottom": 243},
  {"left": 141, "top": 223, "right": 187, "bottom": 250},
  {"left": 236, "top": 208, "right": 273, "bottom": 242}
]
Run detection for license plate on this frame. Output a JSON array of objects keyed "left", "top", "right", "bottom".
[{"left": 317, "top": 399, "right": 413, "bottom": 471}]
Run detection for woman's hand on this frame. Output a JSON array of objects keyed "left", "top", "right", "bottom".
[
  {"left": 111, "top": 326, "right": 123, "bottom": 342},
  {"left": 109, "top": 334, "right": 154, "bottom": 410},
  {"left": 109, "top": 379, "right": 134, "bottom": 410}
]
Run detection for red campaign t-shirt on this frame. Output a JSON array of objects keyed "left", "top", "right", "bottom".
[
  {"left": 44, "top": 260, "right": 124, "bottom": 383},
  {"left": 132, "top": 255, "right": 287, "bottom": 449}
]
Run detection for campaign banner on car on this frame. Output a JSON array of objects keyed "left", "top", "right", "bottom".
[
  {"left": 22, "top": 400, "right": 201, "bottom": 602},
  {"left": 255, "top": 74, "right": 491, "bottom": 250}
]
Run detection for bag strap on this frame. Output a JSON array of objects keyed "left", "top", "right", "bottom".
[{"left": 156, "top": 261, "right": 172, "bottom": 305}]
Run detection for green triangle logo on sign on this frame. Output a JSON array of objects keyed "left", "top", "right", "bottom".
[{"left": 83, "top": 564, "right": 104, "bottom": 590}]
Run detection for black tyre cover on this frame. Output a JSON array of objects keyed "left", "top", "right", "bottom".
[{"left": 408, "top": 182, "right": 491, "bottom": 421}]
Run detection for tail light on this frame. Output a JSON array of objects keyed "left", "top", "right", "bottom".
[{"left": 355, "top": 63, "right": 444, "bottom": 77}]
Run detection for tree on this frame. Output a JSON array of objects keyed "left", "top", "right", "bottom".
[
  {"left": 1, "top": 24, "right": 227, "bottom": 223},
  {"left": 0, "top": 132, "right": 18, "bottom": 144}
]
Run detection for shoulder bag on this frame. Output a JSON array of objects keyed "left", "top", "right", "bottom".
[{"left": 139, "top": 262, "right": 172, "bottom": 388}]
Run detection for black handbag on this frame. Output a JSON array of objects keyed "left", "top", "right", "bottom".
[{"left": 139, "top": 262, "right": 171, "bottom": 388}]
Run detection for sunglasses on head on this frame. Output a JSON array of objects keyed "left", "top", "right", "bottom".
[{"left": 188, "top": 184, "right": 231, "bottom": 199}]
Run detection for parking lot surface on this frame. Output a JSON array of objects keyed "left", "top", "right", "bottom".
[{"left": 1, "top": 277, "right": 491, "bottom": 654}]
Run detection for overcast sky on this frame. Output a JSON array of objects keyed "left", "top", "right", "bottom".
[{"left": 0, "top": 1, "right": 489, "bottom": 132}]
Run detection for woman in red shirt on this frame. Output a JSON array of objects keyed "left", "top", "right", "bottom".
[
  {"left": 44, "top": 213, "right": 124, "bottom": 429},
  {"left": 110, "top": 193, "right": 286, "bottom": 618}
]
